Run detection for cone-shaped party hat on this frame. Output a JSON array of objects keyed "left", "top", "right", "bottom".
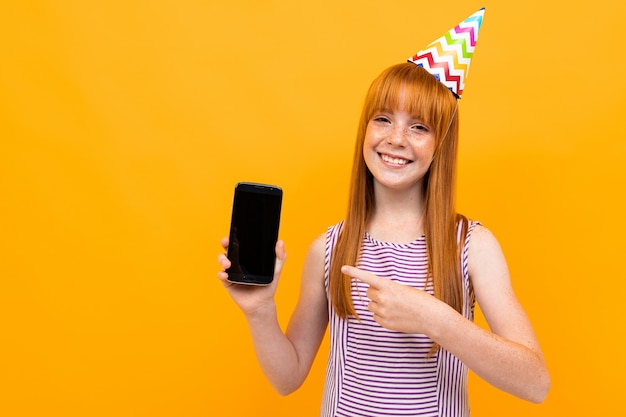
[{"left": 408, "top": 8, "right": 485, "bottom": 98}]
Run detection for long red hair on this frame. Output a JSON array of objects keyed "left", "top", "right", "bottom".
[{"left": 329, "top": 62, "right": 468, "bottom": 319}]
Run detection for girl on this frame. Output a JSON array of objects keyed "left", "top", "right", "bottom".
[{"left": 217, "top": 61, "right": 550, "bottom": 417}]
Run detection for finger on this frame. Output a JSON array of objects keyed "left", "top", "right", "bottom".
[
  {"left": 275, "top": 240, "right": 287, "bottom": 262},
  {"left": 220, "top": 237, "right": 229, "bottom": 250},
  {"left": 368, "top": 300, "right": 386, "bottom": 326},
  {"left": 217, "top": 270, "right": 230, "bottom": 282},
  {"left": 365, "top": 286, "right": 380, "bottom": 303},
  {"left": 217, "top": 253, "right": 231, "bottom": 270},
  {"left": 272, "top": 240, "right": 287, "bottom": 281},
  {"left": 341, "top": 265, "right": 383, "bottom": 289}
]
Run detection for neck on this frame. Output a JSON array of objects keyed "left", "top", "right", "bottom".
[{"left": 367, "top": 182, "right": 426, "bottom": 243}]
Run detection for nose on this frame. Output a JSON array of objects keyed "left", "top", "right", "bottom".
[{"left": 387, "top": 125, "right": 406, "bottom": 147}]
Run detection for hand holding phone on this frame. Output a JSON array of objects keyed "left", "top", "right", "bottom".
[{"left": 226, "top": 182, "right": 283, "bottom": 285}]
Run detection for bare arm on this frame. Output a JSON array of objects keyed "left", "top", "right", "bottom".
[
  {"left": 341, "top": 225, "right": 550, "bottom": 403},
  {"left": 217, "top": 235, "right": 328, "bottom": 395},
  {"left": 449, "top": 224, "right": 551, "bottom": 402}
]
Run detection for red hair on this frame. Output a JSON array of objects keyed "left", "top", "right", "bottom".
[{"left": 329, "top": 62, "right": 468, "bottom": 320}]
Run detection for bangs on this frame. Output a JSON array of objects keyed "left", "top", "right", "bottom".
[{"left": 364, "top": 63, "right": 456, "bottom": 135}]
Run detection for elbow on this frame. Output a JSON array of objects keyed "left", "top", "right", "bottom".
[
  {"left": 505, "top": 363, "right": 551, "bottom": 404},
  {"left": 274, "top": 386, "right": 296, "bottom": 397},
  {"left": 526, "top": 369, "right": 552, "bottom": 404},
  {"left": 273, "top": 380, "right": 304, "bottom": 397},
  {"left": 535, "top": 372, "right": 552, "bottom": 404}
]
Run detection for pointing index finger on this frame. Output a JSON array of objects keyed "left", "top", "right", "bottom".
[{"left": 341, "top": 265, "right": 383, "bottom": 288}]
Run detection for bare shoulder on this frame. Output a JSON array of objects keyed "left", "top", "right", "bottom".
[
  {"left": 467, "top": 224, "right": 516, "bottom": 317},
  {"left": 468, "top": 223, "right": 501, "bottom": 255},
  {"left": 306, "top": 233, "right": 326, "bottom": 263},
  {"left": 467, "top": 224, "right": 544, "bottom": 356},
  {"left": 468, "top": 224, "right": 508, "bottom": 282},
  {"left": 287, "top": 232, "right": 329, "bottom": 339},
  {"left": 300, "top": 232, "right": 327, "bottom": 293},
  {"left": 468, "top": 224, "right": 529, "bottom": 333},
  {"left": 284, "top": 232, "right": 329, "bottom": 370}
]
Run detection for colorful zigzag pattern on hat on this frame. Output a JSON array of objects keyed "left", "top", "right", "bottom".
[{"left": 408, "top": 8, "right": 485, "bottom": 98}]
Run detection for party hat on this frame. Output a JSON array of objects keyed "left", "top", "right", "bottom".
[{"left": 408, "top": 8, "right": 485, "bottom": 98}]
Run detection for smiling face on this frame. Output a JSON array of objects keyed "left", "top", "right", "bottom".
[
  {"left": 363, "top": 103, "right": 436, "bottom": 193},
  {"left": 349, "top": 63, "right": 459, "bottom": 216}
]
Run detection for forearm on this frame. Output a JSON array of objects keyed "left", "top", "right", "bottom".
[
  {"left": 429, "top": 304, "right": 550, "bottom": 403},
  {"left": 244, "top": 303, "right": 307, "bottom": 395}
]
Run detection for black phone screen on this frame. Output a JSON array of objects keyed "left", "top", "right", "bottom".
[{"left": 226, "top": 182, "right": 282, "bottom": 285}]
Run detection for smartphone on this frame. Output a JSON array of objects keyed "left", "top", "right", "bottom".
[{"left": 226, "top": 182, "right": 283, "bottom": 285}]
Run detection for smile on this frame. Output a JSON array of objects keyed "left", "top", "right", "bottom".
[{"left": 380, "top": 153, "right": 411, "bottom": 165}]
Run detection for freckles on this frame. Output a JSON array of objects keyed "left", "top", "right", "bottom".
[{"left": 413, "top": 137, "right": 436, "bottom": 157}]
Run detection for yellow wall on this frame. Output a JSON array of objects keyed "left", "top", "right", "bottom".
[{"left": 1, "top": 1, "right": 624, "bottom": 415}]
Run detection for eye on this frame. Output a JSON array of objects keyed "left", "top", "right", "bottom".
[
  {"left": 411, "top": 124, "right": 429, "bottom": 132},
  {"left": 372, "top": 115, "right": 391, "bottom": 123}
]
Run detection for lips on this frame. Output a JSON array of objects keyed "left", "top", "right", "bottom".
[{"left": 380, "top": 153, "right": 411, "bottom": 165}]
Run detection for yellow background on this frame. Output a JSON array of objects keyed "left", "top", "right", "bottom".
[{"left": 1, "top": 1, "right": 624, "bottom": 415}]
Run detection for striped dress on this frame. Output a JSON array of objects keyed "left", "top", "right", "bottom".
[{"left": 321, "top": 221, "right": 478, "bottom": 417}]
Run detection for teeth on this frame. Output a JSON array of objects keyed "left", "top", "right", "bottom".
[{"left": 381, "top": 154, "right": 409, "bottom": 165}]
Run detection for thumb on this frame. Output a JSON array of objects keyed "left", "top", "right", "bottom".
[{"left": 275, "top": 240, "right": 286, "bottom": 261}]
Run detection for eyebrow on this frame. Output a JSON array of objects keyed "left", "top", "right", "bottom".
[{"left": 375, "top": 108, "right": 427, "bottom": 122}]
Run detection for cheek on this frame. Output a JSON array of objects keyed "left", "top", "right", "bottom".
[
  {"left": 362, "top": 131, "right": 378, "bottom": 157},
  {"left": 416, "top": 136, "right": 437, "bottom": 158},
  {"left": 363, "top": 126, "right": 377, "bottom": 146},
  {"left": 362, "top": 141, "right": 375, "bottom": 169}
]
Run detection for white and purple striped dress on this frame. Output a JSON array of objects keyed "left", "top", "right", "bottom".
[{"left": 321, "top": 221, "right": 478, "bottom": 417}]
